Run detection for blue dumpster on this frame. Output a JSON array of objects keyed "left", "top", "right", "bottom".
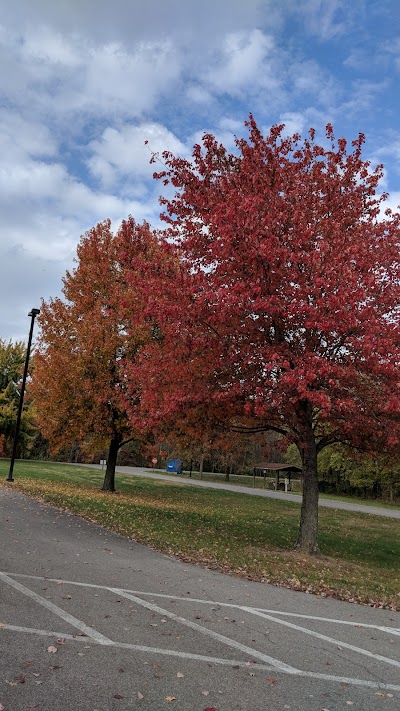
[{"left": 166, "top": 459, "right": 182, "bottom": 474}]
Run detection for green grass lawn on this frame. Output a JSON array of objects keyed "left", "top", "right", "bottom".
[{"left": 1, "top": 460, "right": 399, "bottom": 610}]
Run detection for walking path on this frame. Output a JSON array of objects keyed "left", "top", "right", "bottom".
[{"left": 86, "top": 464, "right": 400, "bottom": 519}]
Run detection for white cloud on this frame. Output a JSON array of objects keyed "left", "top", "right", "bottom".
[
  {"left": 87, "top": 122, "right": 188, "bottom": 187},
  {"left": 339, "top": 79, "right": 389, "bottom": 117},
  {"left": 277, "top": 112, "right": 307, "bottom": 136},
  {"left": 21, "top": 26, "right": 81, "bottom": 67},
  {"left": 0, "top": 0, "right": 269, "bottom": 45},
  {"left": 0, "top": 110, "right": 57, "bottom": 159},
  {"left": 0, "top": 149, "right": 159, "bottom": 262},
  {"left": 185, "top": 85, "right": 215, "bottom": 106},
  {"left": 383, "top": 192, "right": 400, "bottom": 215},
  {"left": 291, "top": 0, "right": 351, "bottom": 40},
  {"left": 203, "top": 29, "right": 279, "bottom": 96},
  {"left": 0, "top": 25, "right": 183, "bottom": 125}
]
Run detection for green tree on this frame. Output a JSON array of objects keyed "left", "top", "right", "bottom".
[{"left": 0, "top": 339, "right": 37, "bottom": 457}]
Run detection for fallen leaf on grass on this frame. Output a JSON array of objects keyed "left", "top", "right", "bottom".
[{"left": 47, "top": 645, "right": 57, "bottom": 653}]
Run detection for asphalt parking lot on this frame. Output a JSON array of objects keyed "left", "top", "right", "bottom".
[{"left": 1, "top": 486, "right": 399, "bottom": 710}]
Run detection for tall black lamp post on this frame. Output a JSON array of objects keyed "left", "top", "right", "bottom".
[{"left": 6, "top": 308, "right": 40, "bottom": 482}]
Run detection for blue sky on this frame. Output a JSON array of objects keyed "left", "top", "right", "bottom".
[{"left": 1, "top": 0, "right": 399, "bottom": 342}]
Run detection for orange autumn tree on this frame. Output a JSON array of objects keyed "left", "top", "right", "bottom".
[{"left": 32, "top": 217, "right": 159, "bottom": 491}]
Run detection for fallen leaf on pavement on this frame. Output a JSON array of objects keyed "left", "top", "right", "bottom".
[
  {"left": 113, "top": 694, "right": 124, "bottom": 699},
  {"left": 138, "top": 692, "right": 144, "bottom": 700},
  {"left": 266, "top": 678, "right": 277, "bottom": 684},
  {"left": 375, "top": 692, "right": 392, "bottom": 698},
  {"left": 201, "top": 690, "right": 209, "bottom": 696},
  {"left": 165, "top": 696, "right": 176, "bottom": 702},
  {"left": 0, "top": 703, "right": 4, "bottom": 710},
  {"left": 177, "top": 672, "right": 184, "bottom": 678},
  {"left": 47, "top": 645, "right": 57, "bottom": 653}
]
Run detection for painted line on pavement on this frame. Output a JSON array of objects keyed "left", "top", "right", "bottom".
[
  {"left": 6, "top": 572, "right": 399, "bottom": 636},
  {"left": 242, "top": 607, "right": 400, "bottom": 670},
  {"left": 1, "top": 622, "right": 400, "bottom": 692},
  {"left": 0, "top": 571, "right": 113, "bottom": 645},
  {"left": 109, "top": 587, "right": 298, "bottom": 673},
  {"left": 0, "top": 624, "right": 86, "bottom": 640},
  {"left": 0, "top": 623, "right": 277, "bottom": 671}
]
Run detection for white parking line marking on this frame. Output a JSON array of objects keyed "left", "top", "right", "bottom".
[
  {"left": 7, "top": 572, "right": 399, "bottom": 635},
  {"left": 1, "top": 622, "right": 400, "bottom": 692},
  {"left": 0, "top": 572, "right": 113, "bottom": 645},
  {"left": 242, "top": 607, "right": 400, "bottom": 670},
  {"left": 3, "top": 570, "right": 399, "bottom": 690},
  {"left": 109, "top": 587, "right": 298, "bottom": 673},
  {"left": 0, "top": 624, "right": 85, "bottom": 640},
  {"left": 0, "top": 623, "right": 276, "bottom": 670}
]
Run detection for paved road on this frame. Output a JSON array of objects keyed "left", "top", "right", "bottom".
[
  {"left": 1, "top": 485, "right": 399, "bottom": 711},
  {"left": 86, "top": 464, "right": 400, "bottom": 520}
]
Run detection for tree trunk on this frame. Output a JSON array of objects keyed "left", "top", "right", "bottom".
[
  {"left": 101, "top": 436, "right": 120, "bottom": 492},
  {"left": 296, "top": 434, "right": 320, "bottom": 554}
]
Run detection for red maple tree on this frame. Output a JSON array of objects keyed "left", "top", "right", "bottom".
[{"left": 125, "top": 117, "right": 400, "bottom": 553}]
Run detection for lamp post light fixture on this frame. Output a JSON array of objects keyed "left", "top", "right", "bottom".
[{"left": 6, "top": 308, "right": 40, "bottom": 482}]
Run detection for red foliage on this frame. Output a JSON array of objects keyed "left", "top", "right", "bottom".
[{"left": 123, "top": 118, "right": 400, "bottom": 551}]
